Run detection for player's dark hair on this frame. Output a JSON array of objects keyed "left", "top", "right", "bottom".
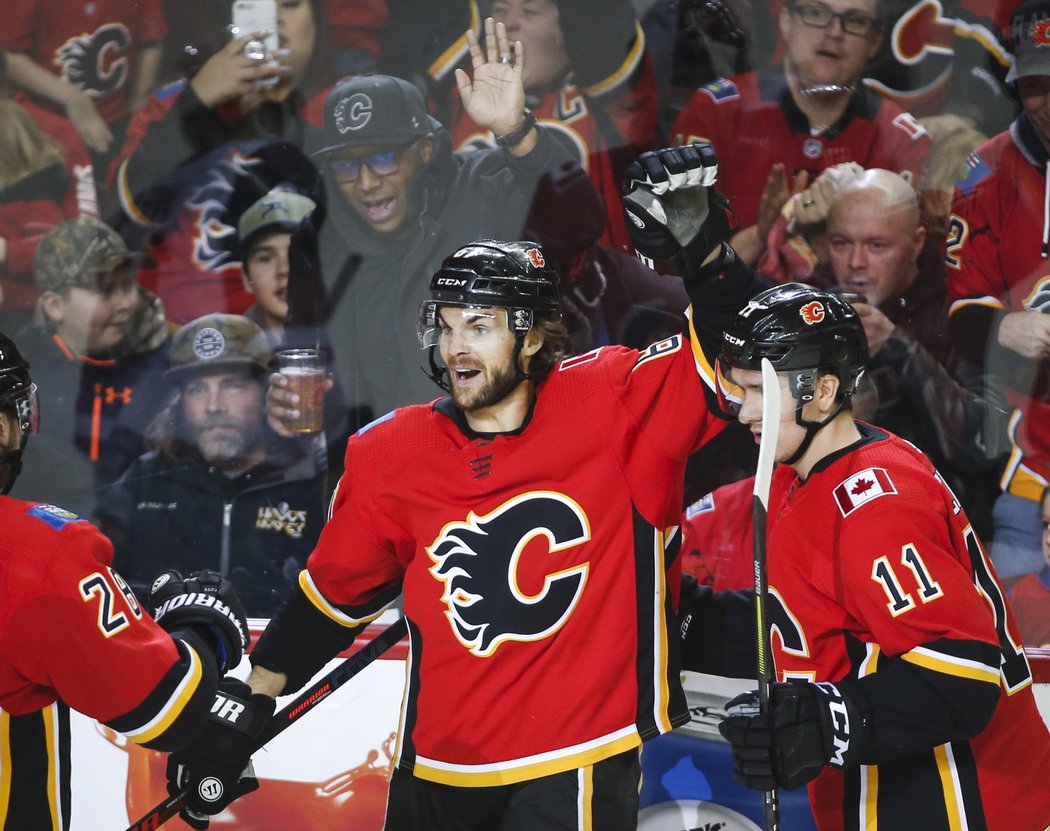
[{"left": 527, "top": 317, "right": 572, "bottom": 382}]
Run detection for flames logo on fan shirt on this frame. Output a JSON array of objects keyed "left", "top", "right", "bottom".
[
  {"left": 799, "top": 301, "right": 826, "bottom": 325},
  {"left": 187, "top": 152, "right": 265, "bottom": 270},
  {"left": 427, "top": 492, "right": 591, "bottom": 657},
  {"left": 1034, "top": 19, "right": 1050, "bottom": 46},
  {"left": 1026, "top": 277, "right": 1050, "bottom": 313},
  {"left": 54, "top": 23, "right": 131, "bottom": 97}
]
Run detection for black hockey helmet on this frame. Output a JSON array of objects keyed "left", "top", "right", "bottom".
[
  {"left": 0, "top": 332, "right": 38, "bottom": 494},
  {"left": 719, "top": 283, "right": 868, "bottom": 464},
  {"left": 721, "top": 283, "right": 868, "bottom": 404},
  {"left": 418, "top": 239, "right": 562, "bottom": 349}
]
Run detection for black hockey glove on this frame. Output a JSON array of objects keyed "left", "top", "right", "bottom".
[
  {"left": 166, "top": 677, "right": 276, "bottom": 829},
  {"left": 148, "top": 569, "right": 250, "bottom": 675},
  {"left": 682, "top": 0, "right": 748, "bottom": 49},
  {"left": 718, "top": 680, "right": 868, "bottom": 791},
  {"left": 621, "top": 142, "right": 734, "bottom": 273}
]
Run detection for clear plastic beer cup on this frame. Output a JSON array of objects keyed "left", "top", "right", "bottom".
[{"left": 276, "top": 348, "right": 325, "bottom": 433}]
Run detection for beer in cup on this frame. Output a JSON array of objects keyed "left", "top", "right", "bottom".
[{"left": 276, "top": 348, "right": 325, "bottom": 433}]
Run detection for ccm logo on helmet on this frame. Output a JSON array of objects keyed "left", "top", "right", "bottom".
[
  {"left": 526, "top": 248, "right": 545, "bottom": 268},
  {"left": 799, "top": 301, "right": 826, "bottom": 325},
  {"left": 436, "top": 277, "right": 468, "bottom": 287}
]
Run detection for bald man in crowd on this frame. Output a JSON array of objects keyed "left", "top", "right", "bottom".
[{"left": 825, "top": 169, "right": 1006, "bottom": 537}]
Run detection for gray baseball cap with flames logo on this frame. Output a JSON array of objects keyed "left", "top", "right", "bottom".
[{"left": 313, "top": 75, "right": 441, "bottom": 157}]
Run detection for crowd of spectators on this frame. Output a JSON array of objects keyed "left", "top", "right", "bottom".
[{"left": 2, "top": 0, "right": 1049, "bottom": 645}]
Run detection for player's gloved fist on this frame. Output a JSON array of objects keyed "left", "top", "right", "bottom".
[
  {"left": 148, "top": 569, "right": 249, "bottom": 674},
  {"left": 718, "top": 680, "right": 866, "bottom": 791},
  {"left": 166, "top": 677, "right": 276, "bottom": 829},
  {"left": 621, "top": 142, "right": 733, "bottom": 262},
  {"left": 683, "top": 0, "right": 748, "bottom": 48}
]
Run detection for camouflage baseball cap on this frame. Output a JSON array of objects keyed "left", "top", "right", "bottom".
[
  {"left": 34, "top": 217, "right": 135, "bottom": 293},
  {"left": 167, "top": 314, "right": 273, "bottom": 380},
  {"left": 236, "top": 188, "right": 317, "bottom": 260}
]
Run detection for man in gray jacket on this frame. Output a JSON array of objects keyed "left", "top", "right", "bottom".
[{"left": 283, "top": 19, "right": 595, "bottom": 436}]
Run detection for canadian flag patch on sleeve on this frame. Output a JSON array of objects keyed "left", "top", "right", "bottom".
[{"left": 833, "top": 468, "right": 897, "bottom": 517}]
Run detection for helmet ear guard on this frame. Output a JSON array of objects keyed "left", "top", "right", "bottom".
[{"left": 0, "top": 333, "right": 37, "bottom": 494}]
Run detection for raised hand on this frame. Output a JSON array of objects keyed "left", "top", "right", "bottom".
[{"left": 455, "top": 17, "right": 527, "bottom": 138}]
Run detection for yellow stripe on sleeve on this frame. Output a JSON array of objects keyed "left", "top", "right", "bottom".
[
  {"left": 901, "top": 648, "right": 1001, "bottom": 686},
  {"left": 128, "top": 644, "right": 204, "bottom": 745},
  {"left": 298, "top": 570, "right": 386, "bottom": 629}
]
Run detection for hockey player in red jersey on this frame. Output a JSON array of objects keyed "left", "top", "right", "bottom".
[
  {"left": 684, "top": 284, "right": 1050, "bottom": 830},
  {"left": 160, "top": 142, "right": 767, "bottom": 830},
  {"left": 0, "top": 331, "right": 255, "bottom": 830}
]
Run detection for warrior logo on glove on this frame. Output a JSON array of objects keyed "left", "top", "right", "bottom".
[{"left": 198, "top": 776, "right": 225, "bottom": 803}]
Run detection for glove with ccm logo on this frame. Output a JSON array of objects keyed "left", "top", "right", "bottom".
[
  {"left": 717, "top": 679, "right": 868, "bottom": 791},
  {"left": 166, "top": 677, "right": 276, "bottom": 829},
  {"left": 148, "top": 569, "right": 249, "bottom": 674}
]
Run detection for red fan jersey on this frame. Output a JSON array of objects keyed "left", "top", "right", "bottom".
[
  {"left": 299, "top": 334, "right": 727, "bottom": 786},
  {"left": 0, "top": 0, "right": 167, "bottom": 124},
  {"left": 0, "top": 102, "right": 98, "bottom": 310},
  {"left": 0, "top": 497, "right": 211, "bottom": 829},
  {"left": 671, "top": 72, "right": 930, "bottom": 231},
  {"left": 680, "top": 475, "right": 755, "bottom": 591},
  {"left": 1008, "top": 570, "right": 1050, "bottom": 648},
  {"left": 945, "top": 124, "right": 1050, "bottom": 494},
  {"left": 113, "top": 81, "right": 328, "bottom": 323},
  {"left": 766, "top": 426, "right": 1050, "bottom": 831}
]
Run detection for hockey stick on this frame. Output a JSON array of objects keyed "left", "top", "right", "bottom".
[
  {"left": 123, "top": 616, "right": 408, "bottom": 831},
  {"left": 752, "top": 358, "right": 781, "bottom": 831}
]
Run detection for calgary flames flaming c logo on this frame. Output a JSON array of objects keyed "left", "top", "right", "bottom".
[{"left": 799, "top": 301, "right": 826, "bottom": 325}]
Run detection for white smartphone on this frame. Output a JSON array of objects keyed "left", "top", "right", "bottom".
[{"left": 231, "top": 0, "right": 278, "bottom": 57}]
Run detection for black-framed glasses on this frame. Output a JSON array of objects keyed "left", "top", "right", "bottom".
[
  {"left": 327, "top": 145, "right": 411, "bottom": 182},
  {"left": 789, "top": 3, "right": 879, "bottom": 36}
]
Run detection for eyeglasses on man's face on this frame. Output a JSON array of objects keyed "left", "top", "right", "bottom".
[
  {"left": 789, "top": 2, "right": 879, "bottom": 36},
  {"left": 327, "top": 144, "right": 414, "bottom": 182}
]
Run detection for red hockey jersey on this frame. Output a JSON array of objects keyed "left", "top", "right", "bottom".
[
  {"left": 945, "top": 124, "right": 1050, "bottom": 492},
  {"left": 299, "top": 334, "right": 727, "bottom": 786},
  {"left": 766, "top": 426, "right": 1050, "bottom": 831},
  {"left": 0, "top": 0, "right": 167, "bottom": 124},
  {"left": 671, "top": 72, "right": 930, "bottom": 231},
  {"left": 0, "top": 497, "right": 210, "bottom": 828}
]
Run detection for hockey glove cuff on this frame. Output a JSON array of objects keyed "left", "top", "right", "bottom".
[
  {"left": 148, "top": 569, "right": 250, "bottom": 674},
  {"left": 166, "top": 677, "right": 276, "bottom": 828},
  {"left": 718, "top": 680, "right": 868, "bottom": 791}
]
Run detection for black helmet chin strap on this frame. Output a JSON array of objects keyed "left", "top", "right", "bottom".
[
  {"left": 0, "top": 448, "right": 24, "bottom": 495},
  {"left": 425, "top": 346, "right": 450, "bottom": 392},
  {"left": 782, "top": 371, "right": 850, "bottom": 466}
]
